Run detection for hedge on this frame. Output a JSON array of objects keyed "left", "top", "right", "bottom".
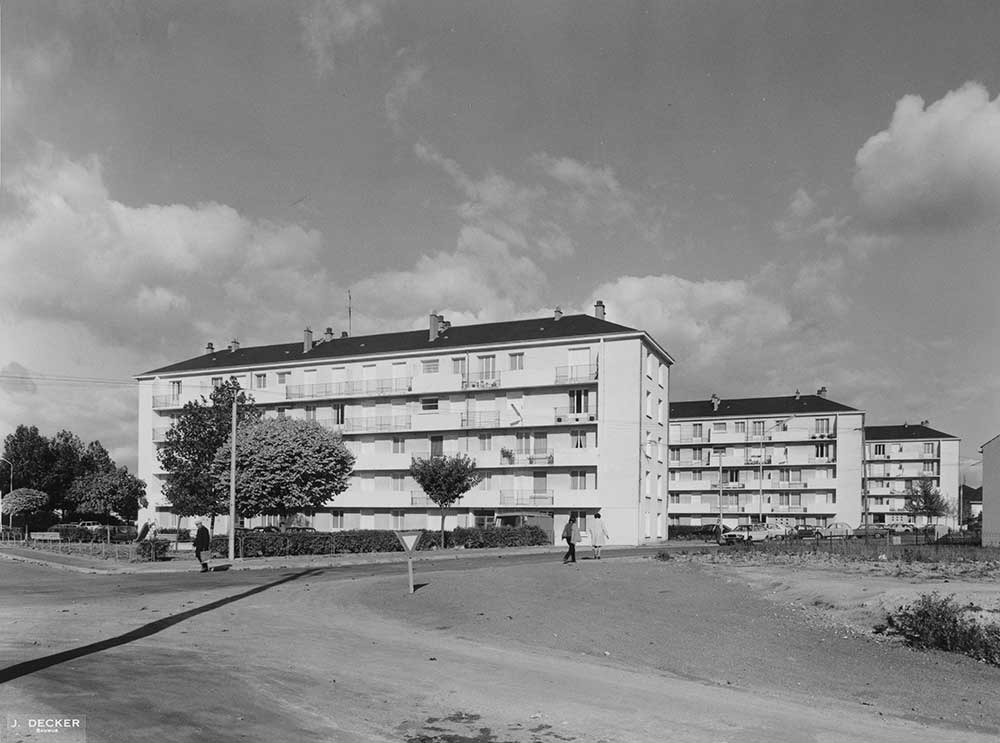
[
  {"left": 135, "top": 539, "right": 172, "bottom": 561},
  {"left": 208, "top": 526, "right": 550, "bottom": 558}
]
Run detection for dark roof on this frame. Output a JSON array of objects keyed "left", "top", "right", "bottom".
[
  {"left": 140, "top": 313, "right": 646, "bottom": 377},
  {"left": 670, "top": 394, "right": 859, "bottom": 419},
  {"left": 864, "top": 424, "right": 958, "bottom": 441}
]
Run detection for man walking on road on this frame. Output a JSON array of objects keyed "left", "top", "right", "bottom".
[
  {"left": 194, "top": 518, "right": 211, "bottom": 573},
  {"left": 562, "top": 515, "right": 579, "bottom": 564}
]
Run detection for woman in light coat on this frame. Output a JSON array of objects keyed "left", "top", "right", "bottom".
[{"left": 589, "top": 513, "right": 609, "bottom": 559}]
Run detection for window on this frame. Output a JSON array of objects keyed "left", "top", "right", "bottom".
[
  {"left": 421, "top": 398, "right": 439, "bottom": 411},
  {"left": 669, "top": 448, "right": 680, "bottom": 462},
  {"left": 645, "top": 391, "right": 653, "bottom": 418},
  {"left": 568, "top": 389, "right": 589, "bottom": 414},
  {"left": 478, "top": 355, "right": 497, "bottom": 379},
  {"left": 658, "top": 363, "right": 666, "bottom": 387},
  {"left": 277, "top": 372, "right": 290, "bottom": 385},
  {"left": 669, "top": 493, "right": 680, "bottom": 504},
  {"left": 570, "top": 510, "right": 588, "bottom": 532},
  {"left": 473, "top": 510, "right": 494, "bottom": 529},
  {"left": 169, "top": 380, "right": 182, "bottom": 399},
  {"left": 276, "top": 407, "right": 288, "bottom": 419},
  {"left": 478, "top": 473, "right": 492, "bottom": 491},
  {"left": 923, "top": 442, "right": 935, "bottom": 456},
  {"left": 333, "top": 404, "right": 345, "bottom": 425},
  {"left": 330, "top": 511, "right": 344, "bottom": 529},
  {"left": 692, "top": 423, "right": 703, "bottom": 439},
  {"left": 645, "top": 352, "right": 654, "bottom": 378},
  {"left": 509, "top": 353, "right": 524, "bottom": 371},
  {"left": 211, "top": 377, "right": 223, "bottom": 388},
  {"left": 815, "top": 443, "right": 830, "bottom": 459},
  {"left": 479, "top": 434, "right": 492, "bottom": 451},
  {"left": 570, "top": 471, "right": 587, "bottom": 490},
  {"left": 734, "top": 421, "right": 746, "bottom": 434},
  {"left": 390, "top": 511, "right": 404, "bottom": 530},
  {"left": 254, "top": 373, "right": 267, "bottom": 389},
  {"left": 391, "top": 474, "right": 405, "bottom": 492},
  {"left": 923, "top": 461, "right": 937, "bottom": 474},
  {"left": 421, "top": 359, "right": 439, "bottom": 374},
  {"left": 874, "top": 444, "right": 886, "bottom": 456},
  {"left": 305, "top": 406, "right": 316, "bottom": 421},
  {"left": 571, "top": 430, "right": 586, "bottom": 449},
  {"left": 657, "top": 399, "right": 664, "bottom": 424},
  {"left": 392, "top": 437, "right": 405, "bottom": 454},
  {"left": 515, "top": 432, "right": 531, "bottom": 454},
  {"left": 713, "top": 422, "right": 726, "bottom": 433},
  {"left": 815, "top": 418, "right": 830, "bottom": 434},
  {"left": 452, "top": 357, "right": 466, "bottom": 376}
]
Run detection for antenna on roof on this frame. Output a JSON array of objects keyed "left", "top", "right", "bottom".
[{"left": 348, "top": 289, "right": 352, "bottom": 337}]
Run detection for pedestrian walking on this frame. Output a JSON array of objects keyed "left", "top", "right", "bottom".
[
  {"left": 589, "top": 513, "right": 609, "bottom": 559},
  {"left": 194, "top": 518, "right": 211, "bottom": 573},
  {"left": 562, "top": 515, "right": 579, "bottom": 564}
]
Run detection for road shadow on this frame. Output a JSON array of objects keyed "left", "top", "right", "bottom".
[
  {"left": 0, "top": 567, "right": 324, "bottom": 684},
  {"left": 412, "top": 582, "right": 430, "bottom": 593}
]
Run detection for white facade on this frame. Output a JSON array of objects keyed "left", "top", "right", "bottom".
[
  {"left": 981, "top": 434, "right": 1000, "bottom": 547},
  {"left": 667, "top": 395, "right": 865, "bottom": 529},
  {"left": 136, "top": 309, "right": 673, "bottom": 546},
  {"left": 863, "top": 425, "right": 961, "bottom": 529}
]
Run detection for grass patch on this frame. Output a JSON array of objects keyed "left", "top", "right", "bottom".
[{"left": 883, "top": 592, "right": 1000, "bottom": 666}]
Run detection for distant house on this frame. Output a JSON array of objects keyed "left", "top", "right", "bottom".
[
  {"left": 981, "top": 434, "right": 1000, "bottom": 547},
  {"left": 960, "top": 484, "right": 982, "bottom": 521}
]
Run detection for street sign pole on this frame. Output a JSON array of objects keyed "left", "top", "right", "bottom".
[{"left": 394, "top": 530, "right": 423, "bottom": 594}]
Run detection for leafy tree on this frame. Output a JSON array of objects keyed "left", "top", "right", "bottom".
[
  {"left": 80, "top": 440, "right": 115, "bottom": 477},
  {"left": 905, "top": 478, "right": 954, "bottom": 523},
  {"left": 158, "top": 380, "right": 262, "bottom": 527},
  {"left": 2, "top": 488, "right": 49, "bottom": 540},
  {"left": 48, "top": 430, "right": 86, "bottom": 515},
  {"left": 3, "top": 425, "right": 55, "bottom": 493},
  {"left": 67, "top": 467, "right": 148, "bottom": 541},
  {"left": 210, "top": 418, "right": 354, "bottom": 526},
  {"left": 410, "top": 453, "right": 484, "bottom": 549}
]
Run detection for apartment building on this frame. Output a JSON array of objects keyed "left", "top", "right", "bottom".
[
  {"left": 863, "top": 423, "right": 960, "bottom": 528},
  {"left": 135, "top": 303, "right": 674, "bottom": 546},
  {"left": 980, "top": 434, "right": 1000, "bottom": 547},
  {"left": 667, "top": 392, "right": 865, "bottom": 529}
]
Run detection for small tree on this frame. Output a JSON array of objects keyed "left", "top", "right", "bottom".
[
  {"left": 210, "top": 418, "right": 354, "bottom": 527},
  {"left": 905, "top": 477, "right": 953, "bottom": 524},
  {"left": 410, "top": 453, "right": 484, "bottom": 548},
  {"left": 67, "top": 467, "right": 148, "bottom": 541},
  {"left": 2, "top": 488, "right": 49, "bottom": 541},
  {"left": 159, "top": 379, "right": 262, "bottom": 529}
]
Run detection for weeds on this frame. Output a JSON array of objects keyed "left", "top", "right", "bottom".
[{"left": 884, "top": 592, "right": 1000, "bottom": 666}]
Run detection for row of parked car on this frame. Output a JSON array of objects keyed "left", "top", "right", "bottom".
[{"left": 719, "top": 521, "right": 938, "bottom": 544}]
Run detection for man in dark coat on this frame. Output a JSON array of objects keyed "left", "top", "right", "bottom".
[
  {"left": 562, "top": 515, "right": 579, "bottom": 564},
  {"left": 194, "top": 518, "right": 211, "bottom": 573}
]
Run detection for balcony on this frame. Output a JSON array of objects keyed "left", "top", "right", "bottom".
[
  {"left": 343, "top": 415, "right": 412, "bottom": 434},
  {"left": 553, "top": 407, "right": 597, "bottom": 424},
  {"left": 285, "top": 377, "right": 412, "bottom": 401},
  {"left": 461, "top": 412, "right": 501, "bottom": 429},
  {"left": 500, "top": 450, "right": 555, "bottom": 466},
  {"left": 554, "top": 363, "right": 598, "bottom": 384},
  {"left": 152, "top": 395, "right": 183, "bottom": 409},
  {"left": 464, "top": 371, "right": 501, "bottom": 390},
  {"left": 411, "top": 492, "right": 435, "bottom": 506},
  {"left": 315, "top": 417, "right": 346, "bottom": 433},
  {"left": 722, "top": 482, "right": 746, "bottom": 490},
  {"left": 808, "top": 457, "right": 835, "bottom": 464},
  {"left": 774, "top": 481, "right": 805, "bottom": 489},
  {"left": 499, "top": 490, "right": 554, "bottom": 506}
]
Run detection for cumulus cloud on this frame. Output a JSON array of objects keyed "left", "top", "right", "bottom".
[
  {"left": 385, "top": 59, "right": 427, "bottom": 136},
  {"left": 300, "top": 0, "right": 389, "bottom": 78},
  {"left": 854, "top": 82, "right": 1000, "bottom": 230}
]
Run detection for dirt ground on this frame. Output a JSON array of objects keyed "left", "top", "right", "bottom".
[{"left": 3, "top": 550, "right": 1000, "bottom": 742}]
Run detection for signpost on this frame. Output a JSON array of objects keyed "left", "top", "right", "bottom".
[{"left": 393, "top": 530, "right": 423, "bottom": 594}]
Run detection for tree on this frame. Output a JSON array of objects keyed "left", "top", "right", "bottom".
[
  {"left": 210, "top": 418, "right": 354, "bottom": 526},
  {"left": 47, "top": 430, "right": 86, "bottom": 514},
  {"left": 67, "top": 467, "right": 148, "bottom": 541},
  {"left": 158, "top": 380, "right": 262, "bottom": 527},
  {"left": 3, "top": 425, "right": 55, "bottom": 493},
  {"left": 2, "top": 488, "right": 49, "bottom": 541},
  {"left": 905, "top": 478, "right": 953, "bottom": 523},
  {"left": 410, "top": 453, "right": 484, "bottom": 548}
]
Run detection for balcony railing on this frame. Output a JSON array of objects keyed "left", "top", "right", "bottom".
[
  {"left": 285, "top": 377, "right": 413, "bottom": 400},
  {"left": 315, "top": 418, "right": 346, "bottom": 432},
  {"left": 343, "top": 415, "right": 412, "bottom": 433},
  {"left": 722, "top": 482, "right": 746, "bottom": 489},
  {"left": 152, "top": 395, "right": 182, "bottom": 409},
  {"left": 464, "top": 371, "right": 501, "bottom": 389},
  {"left": 500, "top": 450, "right": 555, "bottom": 465},
  {"left": 554, "top": 363, "right": 598, "bottom": 384},
  {"left": 553, "top": 408, "right": 597, "bottom": 424},
  {"left": 461, "top": 412, "right": 501, "bottom": 429},
  {"left": 411, "top": 491, "right": 435, "bottom": 506},
  {"left": 499, "top": 490, "right": 554, "bottom": 506},
  {"left": 774, "top": 481, "right": 805, "bottom": 489}
]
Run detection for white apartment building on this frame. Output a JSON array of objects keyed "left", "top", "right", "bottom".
[
  {"left": 863, "top": 424, "right": 960, "bottom": 529},
  {"left": 667, "top": 391, "right": 865, "bottom": 529},
  {"left": 980, "top": 433, "right": 1000, "bottom": 547},
  {"left": 135, "top": 303, "right": 674, "bottom": 546}
]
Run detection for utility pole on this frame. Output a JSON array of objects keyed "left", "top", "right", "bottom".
[
  {"left": 228, "top": 384, "right": 238, "bottom": 561},
  {"left": 0, "top": 457, "right": 11, "bottom": 532}
]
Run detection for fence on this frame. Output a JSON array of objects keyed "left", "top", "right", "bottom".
[{"left": 728, "top": 531, "right": 998, "bottom": 562}]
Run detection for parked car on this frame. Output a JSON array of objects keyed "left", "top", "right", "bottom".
[
  {"left": 723, "top": 524, "right": 771, "bottom": 544},
  {"left": 250, "top": 525, "right": 281, "bottom": 534},
  {"left": 789, "top": 525, "right": 821, "bottom": 539},
  {"left": 691, "top": 523, "right": 733, "bottom": 541},
  {"left": 816, "top": 522, "right": 853, "bottom": 539},
  {"left": 853, "top": 524, "right": 889, "bottom": 538},
  {"left": 762, "top": 523, "right": 791, "bottom": 540},
  {"left": 284, "top": 526, "right": 317, "bottom": 534},
  {"left": 888, "top": 522, "right": 918, "bottom": 534},
  {"left": 76, "top": 521, "right": 101, "bottom": 531}
]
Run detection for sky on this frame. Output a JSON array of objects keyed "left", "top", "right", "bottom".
[{"left": 2, "top": 1, "right": 998, "bottom": 484}]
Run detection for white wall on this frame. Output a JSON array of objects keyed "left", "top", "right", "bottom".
[{"left": 982, "top": 436, "right": 1000, "bottom": 547}]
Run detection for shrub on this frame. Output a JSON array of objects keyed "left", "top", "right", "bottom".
[
  {"left": 450, "top": 525, "right": 549, "bottom": 549},
  {"left": 157, "top": 528, "right": 191, "bottom": 540},
  {"left": 134, "top": 539, "right": 171, "bottom": 561},
  {"left": 885, "top": 592, "right": 1000, "bottom": 666},
  {"left": 48, "top": 525, "right": 99, "bottom": 542}
]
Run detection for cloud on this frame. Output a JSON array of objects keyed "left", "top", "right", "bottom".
[
  {"left": 532, "top": 153, "right": 637, "bottom": 226},
  {"left": 2, "top": 35, "right": 73, "bottom": 134},
  {"left": 300, "top": 0, "right": 389, "bottom": 78},
  {"left": 385, "top": 59, "right": 427, "bottom": 136},
  {"left": 854, "top": 82, "right": 1000, "bottom": 231}
]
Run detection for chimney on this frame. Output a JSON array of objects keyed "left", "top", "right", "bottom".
[
  {"left": 323, "top": 327, "right": 334, "bottom": 342},
  {"left": 429, "top": 311, "right": 441, "bottom": 341},
  {"left": 594, "top": 300, "right": 606, "bottom": 321},
  {"left": 554, "top": 306, "right": 563, "bottom": 321},
  {"left": 205, "top": 342, "right": 214, "bottom": 354},
  {"left": 816, "top": 386, "right": 827, "bottom": 398},
  {"left": 711, "top": 393, "right": 721, "bottom": 412},
  {"left": 794, "top": 389, "right": 800, "bottom": 400},
  {"left": 920, "top": 419, "right": 929, "bottom": 426},
  {"left": 230, "top": 338, "right": 239, "bottom": 352},
  {"left": 341, "top": 331, "right": 349, "bottom": 338},
  {"left": 303, "top": 327, "right": 313, "bottom": 353},
  {"left": 440, "top": 318, "right": 451, "bottom": 332}
]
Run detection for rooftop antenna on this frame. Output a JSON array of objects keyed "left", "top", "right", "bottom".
[{"left": 348, "top": 289, "right": 352, "bottom": 336}]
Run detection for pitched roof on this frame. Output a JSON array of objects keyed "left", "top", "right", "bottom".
[
  {"left": 864, "top": 424, "right": 958, "bottom": 441},
  {"left": 670, "top": 394, "right": 859, "bottom": 420},
  {"left": 139, "top": 313, "right": 655, "bottom": 377}
]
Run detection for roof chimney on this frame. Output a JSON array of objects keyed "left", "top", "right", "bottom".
[
  {"left": 794, "top": 388, "right": 800, "bottom": 400},
  {"left": 341, "top": 331, "right": 349, "bottom": 338},
  {"left": 303, "top": 327, "right": 313, "bottom": 353},
  {"left": 323, "top": 327, "right": 334, "bottom": 342},
  {"left": 554, "top": 306, "right": 563, "bottom": 321},
  {"left": 920, "top": 419, "right": 929, "bottom": 426},
  {"left": 440, "top": 318, "right": 451, "bottom": 332},
  {"left": 206, "top": 342, "right": 214, "bottom": 354},
  {"left": 816, "top": 386, "right": 827, "bottom": 398},
  {"left": 594, "top": 300, "right": 605, "bottom": 321},
  {"left": 710, "top": 393, "right": 721, "bottom": 412},
  {"left": 230, "top": 338, "right": 239, "bottom": 352},
  {"left": 429, "top": 311, "right": 441, "bottom": 341}
]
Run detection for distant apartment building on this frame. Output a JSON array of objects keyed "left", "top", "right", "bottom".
[
  {"left": 135, "top": 304, "right": 674, "bottom": 546},
  {"left": 978, "top": 434, "right": 999, "bottom": 547},
  {"left": 667, "top": 391, "right": 865, "bottom": 529},
  {"left": 862, "top": 424, "right": 960, "bottom": 528}
]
